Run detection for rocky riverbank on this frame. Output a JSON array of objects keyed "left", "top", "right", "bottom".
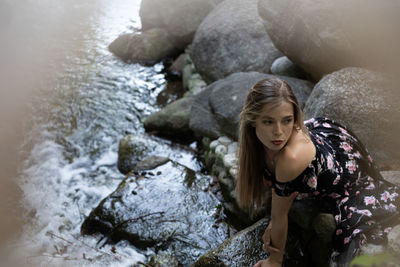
[{"left": 82, "top": 0, "right": 400, "bottom": 266}]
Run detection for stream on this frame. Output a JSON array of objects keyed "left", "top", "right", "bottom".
[{"left": 11, "top": 0, "right": 212, "bottom": 266}]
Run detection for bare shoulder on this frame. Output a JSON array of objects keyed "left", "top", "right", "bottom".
[{"left": 275, "top": 131, "right": 316, "bottom": 183}]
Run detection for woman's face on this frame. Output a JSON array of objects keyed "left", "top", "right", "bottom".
[{"left": 253, "top": 101, "right": 295, "bottom": 153}]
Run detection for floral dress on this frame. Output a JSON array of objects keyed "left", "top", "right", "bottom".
[{"left": 266, "top": 117, "right": 400, "bottom": 263}]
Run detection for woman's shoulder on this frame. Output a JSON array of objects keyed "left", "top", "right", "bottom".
[{"left": 275, "top": 131, "right": 316, "bottom": 183}]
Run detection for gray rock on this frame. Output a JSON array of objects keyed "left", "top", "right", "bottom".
[
  {"left": 139, "top": 0, "right": 222, "bottom": 49},
  {"left": 117, "top": 135, "right": 159, "bottom": 174},
  {"left": 304, "top": 67, "right": 400, "bottom": 168},
  {"left": 190, "top": 72, "right": 314, "bottom": 140},
  {"left": 108, "top": 28, "right": 178, "bottom": 64},
  {"left": 190, "top": 0, "right": 282, "bottom": 83},
  {"left": 193, "top": 218, "right": 308, "bottom": 267},
  {"left": 182, "top": 64, "right": 196, "bottom": 90},
  {"left": 168, "top": 53, "right": 190, "bottom": 76},
  {"left": 143, "top": 96, "right": 195, "bottom": 141},
  {"left": 258, "top": 0, "right": 400, "bottom": 80},
  {"left": 134, "top": 156, "right": 170, "bottom": 171},
  {"left": 81, "top": 161, "right": 229, "bottom": 266},
  {"left": 388, "top": 225, "right": 400, "bottom": 255},
  {"left": 189, "top": 86, "right": 223, "bottom": 140},
  {"left": 270, "top": 56, "right": 308, "bottom": 79},
  {"left": 381, "top": 171, "right": 400, "bottom": 186}
]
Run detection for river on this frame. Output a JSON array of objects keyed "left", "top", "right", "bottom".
[{"left": 8, "top": 0, "right": 203, "bottom": 266}]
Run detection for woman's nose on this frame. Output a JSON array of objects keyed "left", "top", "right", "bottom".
[{"left": 273, "top": 123, "right": 282, "bottom": 136}]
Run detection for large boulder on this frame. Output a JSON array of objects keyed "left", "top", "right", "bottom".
[
  {"left": 81, "top": 161, "right": 229, "bottom": 266},
  {"left": 190, "top": 0, "right": 283, "bottom": 83},
  {"left": 303, "top": 67, "right": 400, "bottom": 169},
  {"left": 139, "top": 0, "right": 222, "bottom": 49},
  {"left": 190, "top": 72, "right": 314, "bottom": 140},
  {"left": 143, "top": 96, "right": 195, "bottom": 142},
  {"left": 108, "top": 28, "right": 178, "bottom": 64},
  {"left": 258, "top": 0, "right": 400, "bottom": 80},
  {"left": 193, "top": 218, "right": 309, "bottom": 267}
]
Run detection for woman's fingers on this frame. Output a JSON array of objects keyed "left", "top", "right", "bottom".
[{"left": 253, "top": 260, "right": 263, "bottom": 267}]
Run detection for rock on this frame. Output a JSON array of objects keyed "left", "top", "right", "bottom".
[
  {"left": 381, "top": 171, "right": 400, "bottom": 186},
  {"left": 148, "top": 250, "right": 181, "bottom": 267},
  {"left": 182, "top": 64, "right": 196, "bottom": 89},
  {"left": 108, "top": 28, "right": 178, "bottom": 64},
  {"left": 189, "top": 86, "right": 223, "bottom": 140},
  {"left": 117, "top": 135, "right": 159, "bottom": 174},
  {"left": 190, "top": 72, "right": 314, "bottom": 140},
  {"left": 139, "top": 0, "right": 222, "bottom": 49},
  {"left": 134, "top": 156, "right": 170, "bottom": 171},
  {"left": 258, "top": 0, "right": 400, "bottom": 80},
  {"left": 388, "top": 225, "right": 400, "bottom": 255},
  {"left": 193, "top": 218, "right": 309, "bottom": 267},
  {"left": 312, "top": 213, "right": 336, "bottom": 244},
  {"left": 143, "top": 96, "right": 195, "bottom": 142},
  {"left": 168, "top": 53, "right": 190, "bottom": 76},
  {"left": 81, "top": 161, "right": 229, "bottom": 266},
  {"left": 190, "top": 0, "right": 282, "bottom": 83},
  {"left": 303, "top": 67, "right": 400, "bottom": 168},
  {"left": 270, "top": 56, "right": 308, "bottom": 79}
]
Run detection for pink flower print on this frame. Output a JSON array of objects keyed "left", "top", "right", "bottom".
[
  {"left": 327, "top": 156, "right": 334, "bottom": 170},
  {"left": 316, "top": 138, "right": 323, "bottom": 145},
  {"left": 305, "top": 118, "right": 314, "bottom": 124},
  {"left": 349, "top": 207, "right": 356, "bottom": 212},
  {"left": 329, "top": 192, "right": 341, "bottom": 198},
  {"left": 368, "top": 155, "right": 374, "bottom": 163},
  {"left": 347, "top": 212, "right": 352, "bottom": 219},
  {"left": 339, "top": 127, "right": 348, "bottom": 135},
  {"left": 353, "top": 229, "right": 361, "bottom": 235},
  {"left": 340, "top": 197, "right": 349, "bottom": 204},
  {"left": 366, "top": 183, "right": 375, "bottom": 190},
  {"left": 381, "top": 191, "right": 391, "bottom": 202},
  {"left": 313, "top": 191, "right": 320, "bottom": 196},
  {"left": 334, "top": 215, "right": 341, "bottom": 223},
  {"left": 345, "top": 160, "right": 357, "bottom": 174},
  {"left": 340, "top": 142, "right": 352, "bottom": 152},
  {"left": 384, "top": 204, "right": 397, "bottom": 212},
  {"left": 356, "top": 209, "right": 372, "bottom": 217},
  {"left": 354, "top": 151, "right": 361, "bottom": 158},
  {"left": 344, "top": 205, "right": 348, "bottom": 211},
  {"left": 344, "top": 237, "right": 351, "bottom": 244},
  {"left": 307, "top": 176, "right": 318, "bottom": 189},
  {"left": 336, "top": 229, "right": 343, "bottom": 235},
  {"left": 356, "top": 191, "right": 360, "bottom": 196},
  {"left": 323, "top": 122, "right": 331, "bottom": 128},
  {"left": 313, "top": 121, "right": 319, "bottom": 127},
  {"left": 345, "top": 190, "right": 349, "bottom": 196},
  {"left": 364, "top": 196, "right": 377, "bottom": 206},
  {"left": 384, "top": 227, "right": 392, "bottom": 234},
  {"left": 320, "top": 155, "right": 325, "bottom": 165},
  {"left": 331, "top": 251, "right": 340, "bottom": 257},
  {"left": 333, "top": 175, "right": 341, "bottom": 185}
]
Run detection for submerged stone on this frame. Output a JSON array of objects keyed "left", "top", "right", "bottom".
[{"left": 81, "top": 161, "right": 229, "bottom": 266}]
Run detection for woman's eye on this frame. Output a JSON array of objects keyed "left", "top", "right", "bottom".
[
  {"left": 263, "top": 120, "right": 272, "bottom": 125},
  {"left": 283, "top": 119, "right": 293, "bottom": 124}
]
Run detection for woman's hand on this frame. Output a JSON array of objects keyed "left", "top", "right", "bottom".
[
  {"left": 262, "top": 222, "right": 280, "bottom": 254},
  {"left": 253, "top": 258, "right": 281, "bottom": 267}
]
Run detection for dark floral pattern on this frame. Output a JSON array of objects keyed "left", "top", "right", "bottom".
[{"left": 265, "top": 117, "right": 400, "bottom": 263}]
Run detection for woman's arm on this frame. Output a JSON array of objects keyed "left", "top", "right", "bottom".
[{"left": 267, "top": 189, "right": 297, "bottom": 263}]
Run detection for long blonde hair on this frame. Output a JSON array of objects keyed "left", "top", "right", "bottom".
[{"left": 236, "top": 77, "right": 307, "bottom": 216}]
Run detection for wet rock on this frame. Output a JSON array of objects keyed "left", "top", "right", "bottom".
[
  {"left": 304, "top": 67, "right": 400, "bottom": 168},
  {"left": 189, "top": 72, "right": 313, "bottom": 140},
  {"left": 108, "top": 28, "right": 178, "bottom": 64},
  {"left": 193, "top": 218, "right": 309, "bottom": 267},
  {"left": 134, "top": 156, "right": 170, "bottom": 172},
  {"left": 381, "top": 171, "right": 400, "bottom": 186},
  {"left": 143, "top": 96, "right": 195, "bottom": 142},
  {"left": 117, "top": 135, "right": 159, "bottom": 174},
  {"left": 148, "top": 250, "right": 181, "bottom": 267},
  {"left": 258, "top": 0, "right": 400, "bottom": 80},
  {"left": 168, "top": 53, "right": 191, "bottom": 76},
  {"left": 81, "top": 161, "right": 229, "bottom": 266},
  {"left": 270, "top": 56, "right": 308, "bottom": 79},
  {"left": 190, "top": 0, "right": 282, "bottom": 83},
  {"left": 139, "top": 0, "right": 222, "bottom": 49}
]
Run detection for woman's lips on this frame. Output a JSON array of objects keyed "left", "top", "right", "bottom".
[{"left": 271, "top": 140, "right": 283, "bottom": 145}]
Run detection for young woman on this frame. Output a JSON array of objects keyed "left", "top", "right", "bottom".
[{"left": 236, "top": 77, "right": 400, "bottom": 267}]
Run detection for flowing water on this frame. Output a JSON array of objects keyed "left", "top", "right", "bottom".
[{"left": 8, "top": 0, "right": 204, "bottom": 265}]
